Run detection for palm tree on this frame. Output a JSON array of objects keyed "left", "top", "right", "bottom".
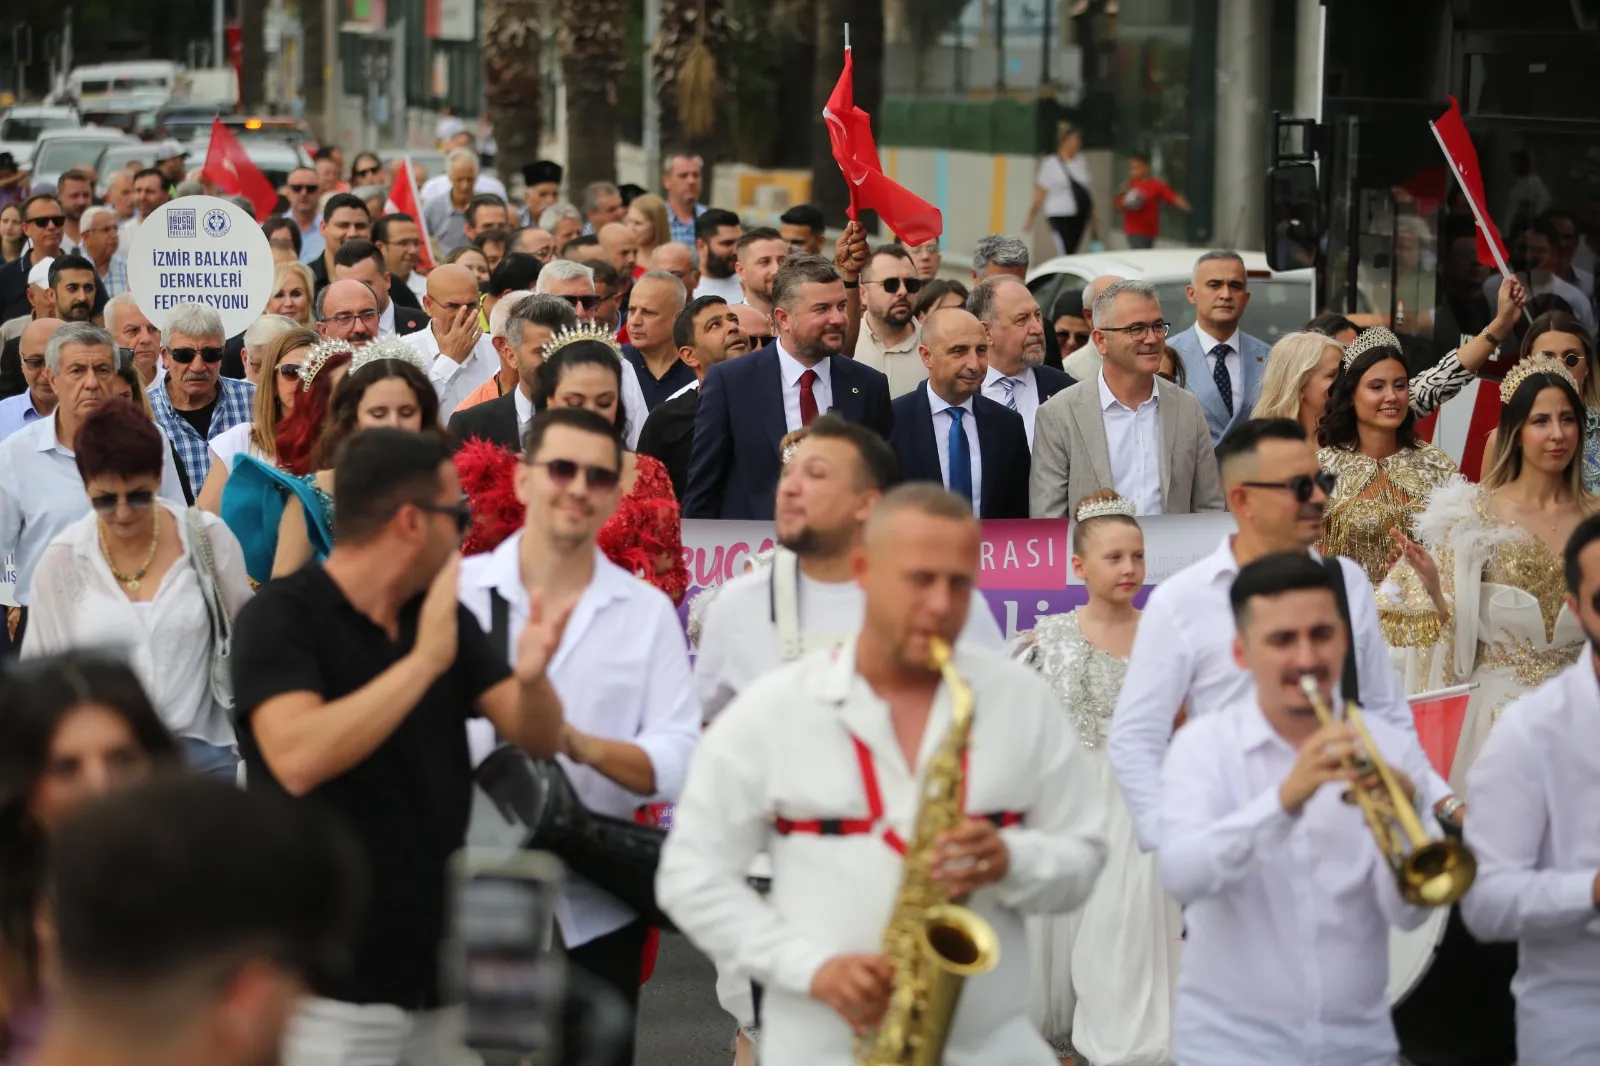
[
  {"left": 559, "top": 0, "right": 629, "bottom": 194},
  {"left": 483, "top": 0, "right": 548, "bottom": 187},
  {"left": 654, "top": 0, "right": 731, "bottom": 195}
]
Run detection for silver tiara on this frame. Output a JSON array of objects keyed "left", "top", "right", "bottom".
[
  {"left": 298, "top": 339, "right": 356, "bottom": 392},
  {"left": 349, "top": 335, "right": 431, "bottom": 377},
  {"left": 542, "top": 321, "right": 624, "bottom": 361},
  {"left": 1074, "top": 495, "right": 1138, "bottom": 523},
  {"left": 1340, "top": 326, "right": 1403, "bottom": 370}
]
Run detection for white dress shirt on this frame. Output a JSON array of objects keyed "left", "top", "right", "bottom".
[
  {"left": 1159, "top": 696, "right": 1435, "bottom": 1066},
  {"left": 1193, "top": 323, "right": 1242, "bottom": 410},
  {"left": 1097, "top": 369, "right": 1163, "bottom": 516},
  {"left": 404, "top": 324, "right": 501, "bottom": 420},
  {"left": 0, "top": 392, "right": 46, "bottom": 442},
  {"left": 512, "top": 385, "right": 535, "bottom": 438},
  {"left": 22, "top": 502, "right": 253, "bottom": 746},
  {"left": 459, "top": 534, "right": 701, "bottom": 948},
  {"left": 0, "top": 413, "right": 186, "bottom": 606},
  {"left": 694, "top": 273, "right": 746, "bottom": 304},
  {"left": 927, "top": 389, "right": 982, "bottom": 509},
  {"left": 1462, "top": 658, "right": 1600, "bottom": 1066},
  {"left": 377, "top": 301, "right": 396, "bottom": 337},
  {"left": 776, "top": 339, "right": 833, "bottom": 434},
  {"left": 658, "top": 641, "right": 1108, "bottom": 1066},
  {"left": 981, "top": 365, "right": 1042, "bottom": 446},
  {"left": 1107, "top": 535, "right": 1450, "bottom": 852},
  {"left": 419, "top": 172, "right": 509, "bottom": 204}
]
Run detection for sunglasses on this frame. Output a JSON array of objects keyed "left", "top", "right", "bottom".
[
  {"left": 27, "top": 215, "right": 65, "bottom": 229},
  {"left": 1056, "top": 330, "right": 1090, "bottom": 348},
  {"left": 869, "top": 277, "right": 922, "bottom": 295},
  {"left": 354, "top": 165, "right": 383, "bottom": 178},
  {"left": 288, "top": 183, "right": 319, "bottom": 193},
  {"left": 409, "top": 499, "right": 474, "bottom": 534},
  {"left": 555, "top": 294, "right": 601, "bottom": 311},
  {"left": 1240, "top": 471, "right": 1339, "bottom": 503},
  {"left": 90, "top": 489, "right": 156, "bottom": 514},
  {"left": 531, "top": 458, "right": 621, "bottom": 491},
  {"left": 169, "top": 346, "right": 225, "bottom": 364},
  {"left": 750, "top": 334, "right": 775, "bottom": 349},
  {"left": 277, "top": 363, "right": 304, "bottom": 381}
]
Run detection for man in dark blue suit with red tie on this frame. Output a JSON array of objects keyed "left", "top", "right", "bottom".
[
  {"left": 888, "top": 307, "right": 1030, "bottom": 519},
  {"left": 684, "top": 255, "right": 894, "bottom": 520}
]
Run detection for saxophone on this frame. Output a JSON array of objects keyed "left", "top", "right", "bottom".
[{"left": 858, "top": 636, "right": 1001, "bottom": 1066}]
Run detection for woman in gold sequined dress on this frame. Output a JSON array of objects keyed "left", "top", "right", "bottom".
[
  {"left": 1401, "top": 354, "right": 1597, "bottom": 791},
  {"left": 1316, "top": 328, "right": 1458, "bottom": 586}
]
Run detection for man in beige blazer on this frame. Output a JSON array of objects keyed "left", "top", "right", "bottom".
[{"left": 1030, "top": 279, "right": 1226, "bottom": 518}]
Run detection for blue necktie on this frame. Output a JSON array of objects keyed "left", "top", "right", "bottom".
[
  {"left": 1211, "top": 342, "right": 1234, "bottom": 416},
  {"left": 947, "top": 407, "right": 973, "bottom": 505}
]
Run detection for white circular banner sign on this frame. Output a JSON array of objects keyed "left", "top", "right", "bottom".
[{"left": 126, "top": 196, "right": 275, "bottom": 339}]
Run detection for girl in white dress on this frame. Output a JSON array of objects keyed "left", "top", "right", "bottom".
[{"left": 1014, "top": 489, "right": 1181, "bottom": 1066}]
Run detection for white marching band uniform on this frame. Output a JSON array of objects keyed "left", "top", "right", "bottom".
[
  {"left": 689, "top": 548, "right": 1005, "bottom": 1031},
  {"left": 657, "top": 639, "right": 1109, "bottom": 1066},
  {"left": 1461, "top": 659, "right": 1600, "bottom": 1066},
  {"left": 1158, "top": 695, "right": 1441, "bottom": 1066}
]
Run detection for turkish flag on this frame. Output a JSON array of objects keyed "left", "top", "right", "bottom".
[
  {"left": 201, "top": 118, "right": 277, "bottom": 222},
  {"left": 384, "top": 157, "right": 436, "bottom": 271},
  {"left": 823, "top": 49, "right": 942, "bottom": 247},
  {"left": 1409, "top": 685, "right": 1474, "bottom": 780},
  {"left": 1430, "top": 96, "right": 1510, "bottom": 272}
]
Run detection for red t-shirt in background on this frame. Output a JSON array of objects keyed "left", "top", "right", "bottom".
[{"left": 1121, "top": 178, "right": 1178, "bottom": 239}]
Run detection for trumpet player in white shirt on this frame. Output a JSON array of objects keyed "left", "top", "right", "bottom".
[
  {"left": 1461, "top": 515, "right": 1600, "bottom": 1066},
  {"left": 1159, "top": 552, "right": 1441, "bottom": 1066},
  {"left": 658, "top": 485, "right": 1108, "bottom": 1066}
]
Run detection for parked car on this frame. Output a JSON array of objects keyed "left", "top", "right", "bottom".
[
  {"left": 1025, "top": 248, "right": 1316, "bottom": 345},
  {"left": 0, "top": 105, "right": 82, "bottom": 167},
  {"left": 25, "top": 128, "right": 134, "bottom": 191}
]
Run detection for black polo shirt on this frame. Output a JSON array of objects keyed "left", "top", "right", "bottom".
[
  {"left": 622, "top": 343, "right": 697, "bottom": 412},
  {"left": 232, "top": 564, "right": 510, "bottom": 1009}
]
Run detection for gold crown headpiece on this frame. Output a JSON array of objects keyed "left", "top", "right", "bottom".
[
  {"left": 1074, "top": 495, "right": 1138, "bottom": 523},
  {"left": 349, "top": 335, "right": 431, "bottom": 377},
  {"left": 1499, "top": 354, "right": 1580, "bottom": 404},
  {"left": 1340, "top": 326, "right": 1403, "bottom": 370},
  {"left": 541, "top": 321, "right": 624, "bottom": 362},
  {"left": 298, "top": 339, "right": 356, "bottom": 392}
]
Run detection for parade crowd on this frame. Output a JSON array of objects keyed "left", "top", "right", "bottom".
[{"left": 0, "top": 133, "right": 1597, "bottom": 1066}]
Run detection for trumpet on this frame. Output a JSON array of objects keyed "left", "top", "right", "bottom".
[{"left": 1297, "top": 675, "right": 1476, "bottom": 908}]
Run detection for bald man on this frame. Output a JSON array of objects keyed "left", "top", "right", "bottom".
[
  {"left": 403, "top": 262, "right": 500, "bottom": 414},
  {"left": 622, "top": 271, "right": 692, "bottom": 410},
  {"left": 887, "top": 308, "right": 1031, "bottom": 519},
  {"left": 730, "top": 302, "right": 773, "bottom": 347},
  {"left": 1062, "top": 273, "right": 1125, "bottom": 381},
  {"left": 650, "top": 242, "right": 701, "bottom": 295},
  {"left": 0, "top": 318, "right": 63, "bottom": 439},
  {"left": 598, "top": 222, "right": 640, "bottom": 277},
  {"left": 315, "top": 279, "right": 381, "bottom": 345}
]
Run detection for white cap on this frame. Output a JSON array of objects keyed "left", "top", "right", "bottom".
[{"left": 27, "top": 258, "right": 54, "bottom": 290}]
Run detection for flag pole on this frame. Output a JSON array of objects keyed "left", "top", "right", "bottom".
[
  {"left": 844, "top": 22, "right": 850, "bottom": 51},
  {"left": 1429, "top": 119, "right": 1532, "bottom": 326}
]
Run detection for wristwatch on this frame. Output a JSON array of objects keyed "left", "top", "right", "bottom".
[
  {"left": 842, "top": 278, "right": 860, "bottom": 289},
  {"left": 1436, "top": 795, "right": 1465, "bottom": 833}
]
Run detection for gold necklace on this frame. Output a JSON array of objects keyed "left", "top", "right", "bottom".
[{"left": 99, "top": 510, "right": 160, "bottom": 592}]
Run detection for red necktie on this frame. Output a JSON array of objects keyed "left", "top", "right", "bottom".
[{"left": 798, "top": 368, "right": 819, "bottom": 427}]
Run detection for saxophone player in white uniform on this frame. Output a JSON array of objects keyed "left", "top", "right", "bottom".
[{"left": 658, "top": 484, "right": 1108, "bottom": 1066}]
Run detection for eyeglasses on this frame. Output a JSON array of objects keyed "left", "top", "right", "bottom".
[
  {"left": 866, "top": 277, "right": 922, "bottom": 295},
  {"left": 530, "top": 458, "right": 621, "bottom": 491},
  {"left": 26, "top": 215, "right": 65, "bottom": 229},
  {"left": 321, "top": 309, "right": 381, "bottom": 328},
  {"left": 1056, "top": 330, "right": 1090, "bottom": 348},
  {"left": 408, "top": 499, "right": 474, "bottom": 534},
  {"left": 431, "top": 300, "right": 477, "bottom": 314},
  {"left": 1544, "top": 351, "right": 1586, "bottom": 369},
  {"left": 555, "top": 294, "right": 601, "bottom": 311},
  {"left": 89, "top": 489, "right": 156, "bottom": 514},
  {"left": 1240, "top": 471, "right": 1339, "bottom": 503},
  {"left": 354, "top": 165, "right": 383, "bottom": 178},
  {"left": 288, "top": 183, "right": 319, "bottom": 193},
  {"left": 1099, "top": 320, "right": 1172, "bottom": 339},
  {"left": 168, "top": 346, "right": 225, "bottom": 364},
  {"left": 21, "top": 355, "right": 44, "bottom": 371},
  {"left": 750, "top": 334, "right": 775, "bottom": 349},
  {"left": 276, "top": 363, "right": 304, "bottom": 381}
]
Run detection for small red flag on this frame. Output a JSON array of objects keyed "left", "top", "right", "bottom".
[
  {"left": 201, "top": 118, "right": 278, "bottom": 223},
  {"left": 823, "top": 49, "right": 943, "bottom": 247},
  {"left": 1409, "top": 685, "right": 1474, "bottom": 780},
  {"left": 384, "top": 157, "right": 436, "bottom": 271},
  {"left": 1430, "top": 97, "right": 1510, "bottom": 272}
]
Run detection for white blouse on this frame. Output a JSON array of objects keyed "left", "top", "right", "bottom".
[
  {"left": 208, "top": 421, "right": 270, "bottom": 473},
  {"left": 21, "top": 501, "right": 255, "bottom": 747},
  {"left": 1036, "top": 153, "right": 1092, "bottom": 218}
]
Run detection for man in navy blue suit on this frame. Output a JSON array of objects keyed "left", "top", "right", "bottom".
[
  {"left": 888, "top": 307, "right": 1030, "bottom": 519},
  {"left": 684, "top": 255, "right": 893, "bottom": 520}
]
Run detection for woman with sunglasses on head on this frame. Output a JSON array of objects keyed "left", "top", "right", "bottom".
[
  {"left": 22, "top": 401, "right": 252, "bottom": 780},
  {"left": 0, "top": 653, "right": 181, "bottom": 1062},
  {"left": 269, "top": 341, "right": 441, "bottom": 579},
  {"left": 1315, "top": 327, "right": 1460, "bottom": 596},
  {"left": 457, "top": 325, "right": 688, "bottom": 603},
  {"left": 1480, "top": 312, "right": 1600, "bottom": 489},
  {"left": 220, "top": 338, "right": 355, "bottom": 583},
  {"left": 1402, "top": 354, "right": 1598, "bottom": 788},
  {"left": 195, "top": 327, "right": 321, "bottom": 515}
]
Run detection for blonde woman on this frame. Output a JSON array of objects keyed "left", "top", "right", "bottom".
[
  {"left": 266, "top": 261, "right": 315, "bottom": 327},
  {"left": 1251, "top": 330, "right": 1345, "bottom": 437},
  {"left": 625, "top": 193, "right": 672, "bottom": 265},
  {"left": 195, "top": 327, "right": 320, "bottom": 514}
]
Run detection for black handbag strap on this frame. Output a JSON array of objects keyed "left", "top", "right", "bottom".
[
  {"left": 488, "top": 587, "right": 510, "bottom": 665},
  {"left": 1323, "top": 555, "right": 1360, "bottom": 705}
]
